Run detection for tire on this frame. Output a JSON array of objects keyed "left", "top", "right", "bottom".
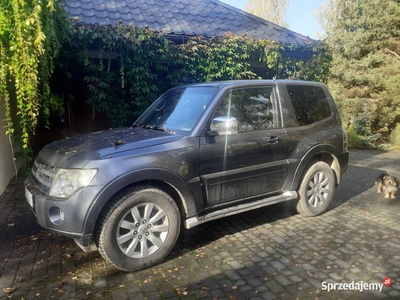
[
  {"left": 95, "top": 186, "right": 181, "bottom": 272},
  {"left": 296, "top": 161, "right": 335, "bottom": 217}
]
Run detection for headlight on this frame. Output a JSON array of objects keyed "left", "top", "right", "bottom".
[{"left": 49, "top": 169, "right": 97, "bottom": 198}]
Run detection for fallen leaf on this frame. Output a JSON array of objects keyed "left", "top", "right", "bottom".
[
  {"left": 3, "top": 287, "right": 16, "bottom": 294},
  {"left": 176, "top": 287, "right": 188, "bottom": 296},
  {"left": 8, "top": 223, "right": 15, "bottom": 227}
]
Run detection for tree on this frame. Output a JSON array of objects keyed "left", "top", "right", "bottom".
[
  {"left": 245, "top": 0, "right": 290, "bottom": 27},
  {"left": 319, "top": 0, "right": 400, "bottom": 138}
]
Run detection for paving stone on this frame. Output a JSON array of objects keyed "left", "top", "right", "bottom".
[
  {"left": 266, "top": 280, "right": 286, "bottom": 294},
  {"left": 260, "top": 291, "right": 277, "bottom": 299},
  {"left": 289, "top": 274, "right": 303, "bottom": 283},
  {"left": 210, "top": 288, "right": 225, "bottom": 298},
  {"left": 129, "top": 293, "right": 145, "bottom": 300},
  {"left": 329, "top": 272, "right": 344, "bottom": 281},
  {"left": 270, "top": 261, "right": 286, "bottom": 271}
]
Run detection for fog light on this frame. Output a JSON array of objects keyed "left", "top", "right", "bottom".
[{"left": 49, "top": 207, "right": 64, "bottom": 225}]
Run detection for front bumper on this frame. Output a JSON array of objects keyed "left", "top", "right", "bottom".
[{"left": 24, "top": 175, "right": 103, "bottom": 250}]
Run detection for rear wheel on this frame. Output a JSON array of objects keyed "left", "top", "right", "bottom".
[
  {"left": 296, "top": 161, "right": 335, "bottom": 217},
  {"left": 95, "top": 186, "right": 180, "bottom": 272}
]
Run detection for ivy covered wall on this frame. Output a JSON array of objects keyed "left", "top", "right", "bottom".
[{"left": 54, "top": 25, "right": 330, "bottom": 129}]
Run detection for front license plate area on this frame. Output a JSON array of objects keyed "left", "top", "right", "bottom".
[{"left": 25, "top": 187, "right": 34, "bottom": 208}]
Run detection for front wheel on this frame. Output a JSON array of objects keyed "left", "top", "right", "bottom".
[
  {"left": 296, "top": 161, "right": 335, "bottom": 217},
  {"left": 95, "top": 186, "right": 180, "bottom": 272}
]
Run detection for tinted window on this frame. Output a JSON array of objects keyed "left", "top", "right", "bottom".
[
  {"left": 286, "top": 85, "right": 331, "bottom": 126},
  {"left": 214, "top": 87, "right": 278, "bottom": 132}
]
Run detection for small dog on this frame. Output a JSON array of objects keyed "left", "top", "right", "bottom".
[{"left": 376, "top": 173, "right": 398, "bottom": 199}]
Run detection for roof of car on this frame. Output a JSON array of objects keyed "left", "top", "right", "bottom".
[
  {"left": 64, "top": 0, "right": 314, "bottom": 46},
  {"left": 183, "top": 80, "right": 324, "bottom": 88}
]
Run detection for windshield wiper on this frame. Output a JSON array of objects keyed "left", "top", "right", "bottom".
[
  {"left": 153, "top": 126, "right": 175, "bottom": 134},
  {"left": 131, "top": 123, "right": 152, "bottom": 129},
  {"left": 132, "top": 123, "right": 175, "bottom": 134}
]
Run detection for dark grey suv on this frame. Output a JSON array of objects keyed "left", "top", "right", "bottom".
[{"left": 25, "top": 80, "right": 349, "bottom": 271}]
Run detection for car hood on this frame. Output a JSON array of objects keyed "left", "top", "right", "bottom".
[{"left": 38, "top": 127, "right": 183, "bottom": 168}]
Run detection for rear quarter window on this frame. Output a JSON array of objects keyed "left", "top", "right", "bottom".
[{"left": 286, "top": 85, "right": 332, "bottom": 126}]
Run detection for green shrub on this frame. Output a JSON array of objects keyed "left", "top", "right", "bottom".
[
  {"left": 390, "top": 123, "right": 400, "bottom": 145},
  {"left": 346, "top": 127, "right": 364, "bottom": 149}
]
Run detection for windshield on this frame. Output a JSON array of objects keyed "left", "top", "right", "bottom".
[{"left": 134, "top": 86, "right": 218, "bottom": 134}]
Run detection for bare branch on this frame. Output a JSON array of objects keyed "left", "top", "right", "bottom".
[{"left": 384, "top": 48, "right": 400, "bottom": 60}]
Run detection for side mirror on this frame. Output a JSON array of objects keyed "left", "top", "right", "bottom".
[{"left": 208, "top": 117, "right": 238, "bottom": 136}]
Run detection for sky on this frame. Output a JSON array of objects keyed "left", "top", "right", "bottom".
[{"left": 220, "top": 0, "right": 327, "bottom": 39}]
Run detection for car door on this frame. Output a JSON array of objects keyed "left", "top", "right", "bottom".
[{"left": 199, "top": 85, "right": 288, "bottom": 207}]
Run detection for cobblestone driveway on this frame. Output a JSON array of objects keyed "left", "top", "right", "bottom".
[{"left": 1, "top": 150, "right": 400, "bottom": 299}]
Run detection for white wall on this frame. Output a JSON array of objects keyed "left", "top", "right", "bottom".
[{"left": 0, "top": 104, "right": 15, "bottom": 195}]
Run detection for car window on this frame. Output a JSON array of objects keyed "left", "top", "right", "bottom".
[
  {"left": 136, "top": 86, "right": 218, "bottom": 134},
  {"left": 286, "top": 85, "right": 332, "bottom": 126},
  {"left": 214, "top": 87, "right": 278, "bottom": 132}
]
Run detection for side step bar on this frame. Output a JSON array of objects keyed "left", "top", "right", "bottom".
[{"left": 184, "top": 191, "right": 298, "bottom": 229}]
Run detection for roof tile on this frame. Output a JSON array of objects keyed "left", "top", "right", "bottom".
[{"left": 64, "top": 0, "right": 314, "bottom": 45}]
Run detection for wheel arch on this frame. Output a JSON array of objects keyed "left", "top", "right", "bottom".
[
  {"left": 82, "top": 168, "right": 197, "bottom": 236},
  {"left": 291, "top": 144, "right": 342, "bottom": 190}
]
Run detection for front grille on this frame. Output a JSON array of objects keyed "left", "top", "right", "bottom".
[{"left": 32, "top": 157, "right": 58, "bottom": 193}]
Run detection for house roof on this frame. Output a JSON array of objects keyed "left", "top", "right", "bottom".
[{"left": 64, "top": 0, "right": 315, "bottom": 46}]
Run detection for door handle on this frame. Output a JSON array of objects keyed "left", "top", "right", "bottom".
[{"left": 267, "top": 135, "right": 282, "bottom": 144}]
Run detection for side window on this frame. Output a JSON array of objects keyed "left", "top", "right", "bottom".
[
  {"left": 214, "top": 87, "right": 277, "bottom": 132},
  {"left": 286, "top": 85, "right": 332, "bottom": 126}
]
